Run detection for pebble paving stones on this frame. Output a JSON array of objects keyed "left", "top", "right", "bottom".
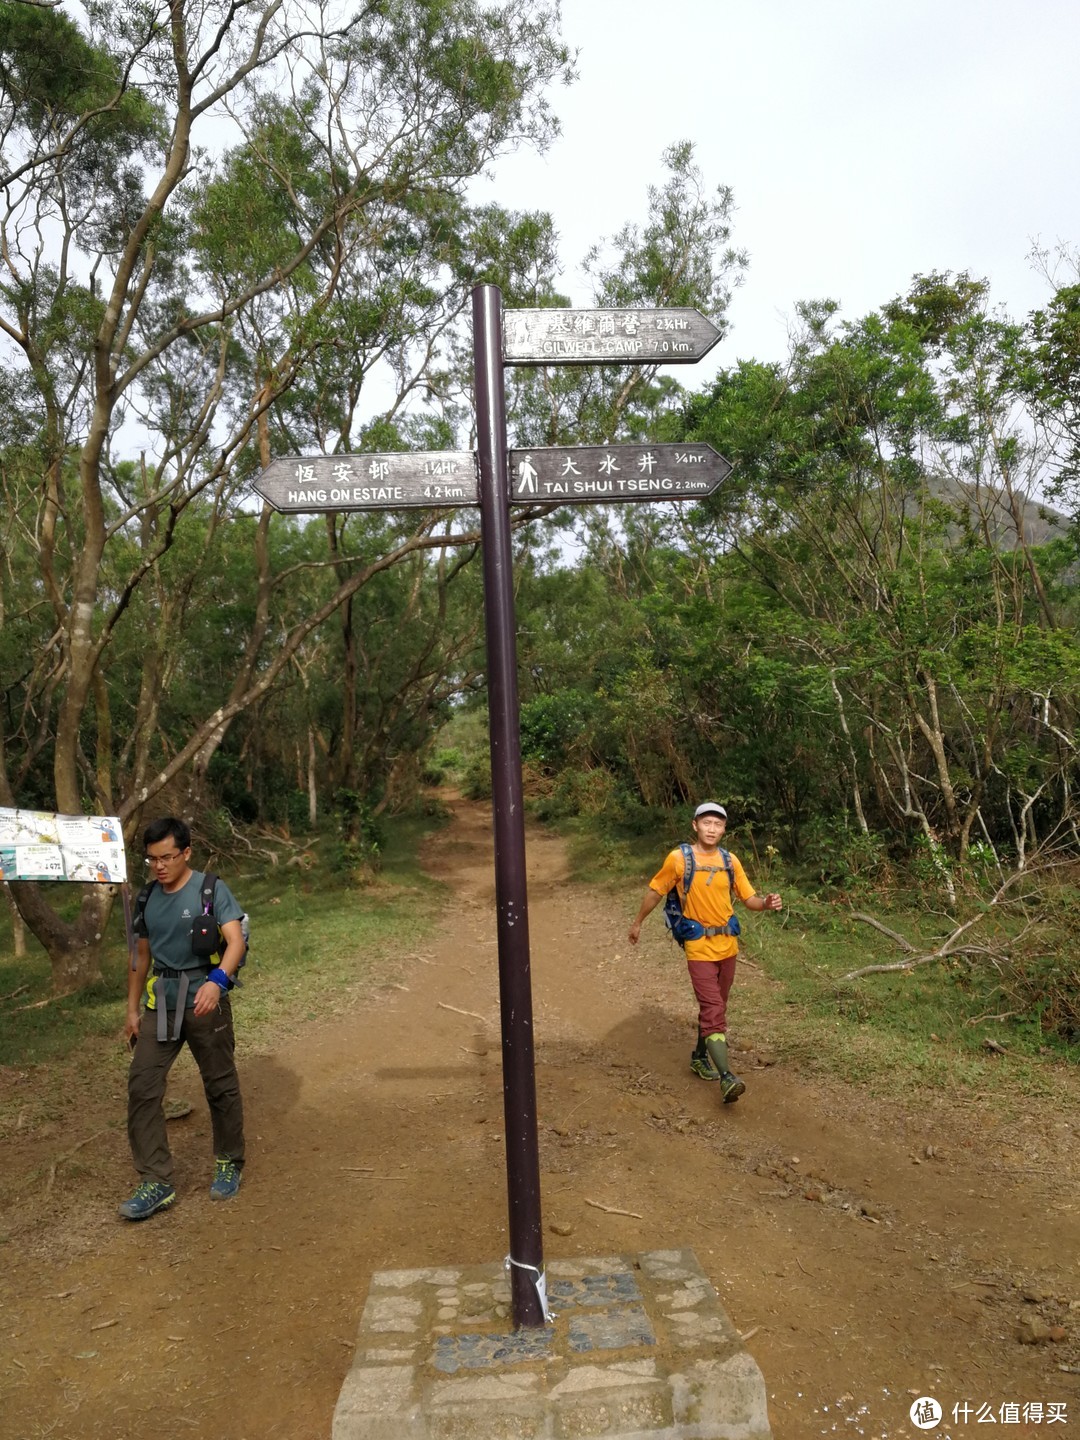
[{"left": 333, "top": 1249, "right": 772, "bottom": 1439}]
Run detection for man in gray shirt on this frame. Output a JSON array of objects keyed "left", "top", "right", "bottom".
[{"left": 120, "top": 817, "right": 247, "bottom": 1219}]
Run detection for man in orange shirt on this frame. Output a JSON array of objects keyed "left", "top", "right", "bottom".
[{"left": 628, "top": 802, "right": 782, "bottom": 1102}]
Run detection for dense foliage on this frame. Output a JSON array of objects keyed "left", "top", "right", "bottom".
[
  {"left": 509, "top": 273, "right": 1080, "bottom": 900},
  {"left": 0, "top": 0, "right": 573, "bottom": 985}
]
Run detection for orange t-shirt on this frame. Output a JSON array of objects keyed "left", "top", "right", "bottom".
[{"left": 649, "top": 846, "right": 756, "bottom": 962}]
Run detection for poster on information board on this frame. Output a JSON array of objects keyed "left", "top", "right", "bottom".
[{"left": 0, "top": 808, "right": 127, "bottom": 883}]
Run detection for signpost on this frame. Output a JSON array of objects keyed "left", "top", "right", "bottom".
[
  {"left": 253, "top": 445, "right": 728, "bottom": 514},
  {"left": 252, "top": 292, "right": 730, "bottom": 1331},
  {"left": 473, "top": 287, "right": 547, "bottom": 1328},
  {"left": 502, "top": 306, "right": 722, "bottom": 366}
]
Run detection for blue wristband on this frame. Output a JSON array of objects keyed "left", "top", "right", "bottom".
[{"left": 208, "top": 967, "right": 232, "bottom": 992}]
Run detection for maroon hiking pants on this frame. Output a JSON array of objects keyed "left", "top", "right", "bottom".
[{"left": 687, "top": 957, "right": 737, "bottom": 1038}]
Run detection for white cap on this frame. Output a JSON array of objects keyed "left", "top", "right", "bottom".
[{"left": 693, "top": 802, "right": 727, "bottom": 820}]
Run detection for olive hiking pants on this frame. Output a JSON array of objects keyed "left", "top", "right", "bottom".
[{"left": 127, "top": 995, "right": 245, "bottom": 1184}]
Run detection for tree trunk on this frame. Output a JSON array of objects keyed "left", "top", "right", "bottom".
[
  {"left": 4, "top": 884, "right": 27, "bottom": 958},
  {"left": 308, "top": 725, "right": 318, "bottom": 827},
  {"left": 7, "top": 881, "right": 112, "bottom": 992}
]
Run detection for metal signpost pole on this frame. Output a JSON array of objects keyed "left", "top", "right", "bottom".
[
  {"left": 251, "top": 299, "right": 731, "bottom": 1335},
  {"left": 472, "top": 283, "right": 545, "bottom": 1329}
]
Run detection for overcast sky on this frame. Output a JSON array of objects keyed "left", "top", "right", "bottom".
[{"left": 473, "top": 0, "right": 1079, "bottom": 377}]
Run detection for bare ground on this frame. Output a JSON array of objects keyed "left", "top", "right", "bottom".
[{"left": 1, "top": 795, "right": 1079, "bottom": 1440}]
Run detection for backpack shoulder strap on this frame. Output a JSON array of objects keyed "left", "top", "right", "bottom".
[
  {"left": 133, "top": 879, "right": 157, "bottom": 936},
  {"left": 719, "top": 848, "right": 735, "bottom": 897},
  {"left": 679, "top": 842, "right": 696, "bottom": 896},
  {"left": 200, "top": 871, "right": 218, "bottom": 916}
]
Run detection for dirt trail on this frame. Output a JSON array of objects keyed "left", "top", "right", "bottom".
[{"left": 2, "top": 796, "right": 1079, "bottom": 1440}]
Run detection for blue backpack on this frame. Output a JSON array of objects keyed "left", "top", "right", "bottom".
[{"left": 663, "top": 842, "right": 741, "bottom": 946}]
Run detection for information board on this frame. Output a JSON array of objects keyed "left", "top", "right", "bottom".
[{"left": 0, "top": 808, "right": 127, "bottom": 883}]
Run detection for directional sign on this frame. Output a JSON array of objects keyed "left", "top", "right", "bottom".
[
  {"left": 502, "top": 307, "right": 722, "bottom": 366},
  {"left": 252, "top": 445, "right": 729, "bottom": 513},
  {"left": 507, "top": 444, "right": 729, "bottom": 505},
  {"left": 252, "top": 451, "right": 477, "bottom": 512}
]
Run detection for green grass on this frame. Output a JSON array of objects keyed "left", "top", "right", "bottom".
[{"left": 732, "top": 885, "right": 1077, "bottom": 1101}]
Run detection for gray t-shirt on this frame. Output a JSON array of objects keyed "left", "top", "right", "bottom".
[{"left": 140, "top": 870, "right": 243, "bottom": 971}]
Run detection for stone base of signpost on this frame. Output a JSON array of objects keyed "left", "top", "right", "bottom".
[{"left": 333, "top": 1248, "right": 772, "bottom": 1440}]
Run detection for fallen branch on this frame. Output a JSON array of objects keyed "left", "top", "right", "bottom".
[
  {"left": 842, "top": 867, "right": 1036, "bottom": 981},
  {"left": 0, "top": 983, "right": 29, "bottom": 1003},
  {"left": 849, "top": 913, "right": 916, "bottom": 952},
  {"left": 839, "top": 952, "right": 945, "bottom": 980},
  {"left": 45, "top": 1128, "right": 111, "bottom": 1194},
  {"left": 585, "top": 1198, "right": 643, "bottom": 1219},
  {"left": 437, "top": 1002, "right": 487, "bottom": 1023}
]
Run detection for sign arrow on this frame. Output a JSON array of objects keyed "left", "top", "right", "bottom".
[
  {"left": 252, "top": 451, "right": 478, "bottom": 512},
  {"left": 502, "top": 307, "right": 722, "bottom": 366},
  {"left": 507, "top": 444, "right": 730, "bottom": 505}
]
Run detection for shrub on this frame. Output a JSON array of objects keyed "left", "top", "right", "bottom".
[
  {"left": 331, "top": 789, "right": 384, "bottom": 879},
  {"left": 800, "top": 815, "right": 890, "bottom": 889},
  {"left": 519, "top": 691, "right": 593, "bottom": 768},
  {"left": 462, "top": 751, "right": 492, "bottom": 800}
]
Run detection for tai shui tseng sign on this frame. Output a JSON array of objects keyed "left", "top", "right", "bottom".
[
  {"left": 507, "top": 444, "right": 729, "bottom": 503},
  {"left": 253, "top": 444, "right": 729, "bottom": 512}
]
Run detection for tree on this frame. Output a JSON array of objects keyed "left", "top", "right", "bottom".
[
  {"left": 0, "top": 0, "right": 572, "bottom": 990},
  {"left": 1021, "top": 245, "right": 1080, "bottom": 519},
  {"left": 468, "top": 266, "right": 1080, "bottom": 879},
  {"left": 677, "top": 276, "right": 1080, "bottom": 876},
  {"left": 505, "top": 141, "right": 748, "bottom": 449}
]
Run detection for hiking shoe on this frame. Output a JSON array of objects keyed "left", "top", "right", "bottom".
[
  {"left": 118, "top": 1180, "right": 176, "bottom": 1221},
  {"left": 210, "top": 1158, "right": 242, "bottom": 1200},
  {"left": 690, "top": 1048, "right": 721, "bottom": 1080},
  {"left": 720, "top": 1071, "right": 746, "bottom": 1104}
]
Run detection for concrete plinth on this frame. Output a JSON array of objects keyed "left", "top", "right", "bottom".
[{"left": 333, "top": 1249, "right": 772, "bottom": 1440}]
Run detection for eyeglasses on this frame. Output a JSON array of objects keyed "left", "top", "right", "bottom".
[{"left": 144, "top": 851, "right": 184, "bottom": 867}]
